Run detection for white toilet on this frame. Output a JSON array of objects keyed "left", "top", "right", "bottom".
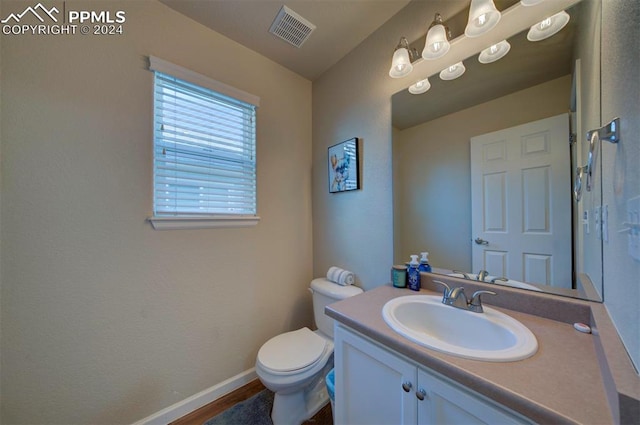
[{"left": 255, "top": 278, "right": 363, "bottom": 425}]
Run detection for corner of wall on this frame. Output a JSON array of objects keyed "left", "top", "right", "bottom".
[{"left": 0, "top": 0, "right": 4, "bottom": 416}]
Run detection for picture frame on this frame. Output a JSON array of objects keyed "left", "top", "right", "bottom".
[{"left": 328, "top": 137, "right": 360, "bottom": 193}]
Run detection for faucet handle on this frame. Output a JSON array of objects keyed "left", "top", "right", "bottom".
[
  {"left": 432, "top": 280, "right": 451, "bottom": 297},
  {"left": 469, "top": 290, "right": 497, "bottom": 313},
  {"left": 490, "top": 277, "right": 508, "bottom": 283},
  {"left": 452, "top": 270, "right": 471, "bottom": 280}
]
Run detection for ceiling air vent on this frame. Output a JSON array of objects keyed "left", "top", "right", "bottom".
[{"left": 269, "top": 5, "right": 316, "bottom": 48}]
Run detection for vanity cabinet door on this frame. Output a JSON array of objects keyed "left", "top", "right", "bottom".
[
  {"left": 334, "top": 324, "right": 417, "bottom": 425},
  {"left": 416, "top": 368, "right": 532, "bottom": 425}
]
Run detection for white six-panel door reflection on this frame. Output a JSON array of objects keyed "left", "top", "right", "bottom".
[{"left": 470, "top": 114, "right": 572, "bottom": 288}]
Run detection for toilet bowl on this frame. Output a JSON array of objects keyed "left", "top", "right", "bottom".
[{"left": 255, "top": 278, "right": 363, "bottom": 425}]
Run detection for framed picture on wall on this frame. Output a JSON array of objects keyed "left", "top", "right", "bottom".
[{"left": 328, "top": 137, "right": 360, "bottom": 193}]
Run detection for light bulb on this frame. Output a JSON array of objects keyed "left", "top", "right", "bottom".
[
  {"left": 465, "top": 0, "right": 501, "bottom": 38},
  {"left": 409, "top": 78, "right": 431, "bottom": 94},
  {"left": 527, "top": 11, "right": 570, "bottom": 41},
  {"left": 478, "top": 40, "right": 511, "bottom": 63},
  {"left": 389, "top": 47, "right": 413, "bottom": 78},
  {"left": 539, "top": 17, "right": 552, "bottom": 30},
  {"left": 422, "top": 18, "right": 450, "bottom": 60},
  {"left": 439, "top": 61, "right": 466, "bottom": 80}
]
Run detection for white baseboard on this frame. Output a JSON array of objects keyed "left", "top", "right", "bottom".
[{"left": 132, "top": 368, "right": 258, "bottom": 425}]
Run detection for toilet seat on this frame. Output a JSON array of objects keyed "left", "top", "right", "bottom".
[{"left": 257, "top": 327, "right": 328, "bottom": 374}]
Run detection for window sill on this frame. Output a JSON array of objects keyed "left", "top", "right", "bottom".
[{"left": 148, "top": 215, "right": 260, "bottom": 230}]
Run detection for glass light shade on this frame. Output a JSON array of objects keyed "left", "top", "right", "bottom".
[
  {"left": 520, "top": 0, "right": 544, "bottom": 6},
  {"left": 389, "top": 47, "right": 413, "bottom": 78},
  {"left": 465, "top": 0, "right": 501, "bottom": 38},
  {"left": 478, "top": 40, "right": 511, "bottom": 63},
  {"left": 527, "top": 11, "right": 570, "bottom": 41},
  {"left": 439, "top": 62, "right": 466, "bottom": 80},
  {"left": 422, "top": 24, "right": 450, "bottom": 60},
  {"left": 409, "top": 78, "right": 431, "bottom": 95}
]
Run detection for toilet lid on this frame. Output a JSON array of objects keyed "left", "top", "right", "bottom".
[{"left": 257, "top": 327, "right": 327, "bottom": 373}]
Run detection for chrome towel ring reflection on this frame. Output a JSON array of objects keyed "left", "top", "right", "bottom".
[
  {"left": 575, "top": 118, "right": 620, "bottom": 202},
  {"left": 587, "top": 117, "right": 621, "bottom": 144},
  {"left": 574, "top": 165, "right": 585, "bottom": 202},
  {"left": 586, "top": 131, "right": 598, "bottom": 192}
]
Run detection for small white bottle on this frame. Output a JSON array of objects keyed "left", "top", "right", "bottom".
[{"left": 418, "top": 252, "right": 432, "bottom": 273}]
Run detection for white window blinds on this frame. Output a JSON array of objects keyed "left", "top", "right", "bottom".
[{"left": 151, "top": 59, "right": 258, "bottom": 218}]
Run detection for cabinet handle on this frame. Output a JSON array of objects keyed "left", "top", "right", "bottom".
[
  {"left": 402, "top": 381, "right": 412, "bottom": 392},
  {"left": 416, "top": 388, "right": 427, "bottom": 401}
]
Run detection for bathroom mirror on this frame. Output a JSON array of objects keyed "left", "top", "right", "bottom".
[{"left": 392, "top": 0, "right": 602, "bottom": 301}]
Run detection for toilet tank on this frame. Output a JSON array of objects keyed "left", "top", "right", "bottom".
[{"left": 310, "top": 278, "right": 363, "bottom": 338}]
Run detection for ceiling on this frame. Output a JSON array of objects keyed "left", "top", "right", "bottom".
[
  {"left": 160, "top": 0, "right": 581, "bottom": 125},
  {"left": 159, "top": 0, "right": 412, "bottom": 81}
]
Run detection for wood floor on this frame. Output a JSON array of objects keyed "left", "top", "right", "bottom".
[{"left": 170, "top": 379, "right": 333, "bottom": 425}]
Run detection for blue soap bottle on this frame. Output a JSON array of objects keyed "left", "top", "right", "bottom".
[
  {"left": 419, "top": 252, "right": 432, "bottom": 273},
  {"left": 407, "top": 255, "right": 421, "bottom": 291}
]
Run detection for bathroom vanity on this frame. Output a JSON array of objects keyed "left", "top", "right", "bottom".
[
  {"left": 326, "top": 274, "right": 639, "bottom": 424},
  {"left": 334, "top": 324, "right": 533, "bottom": 424}
]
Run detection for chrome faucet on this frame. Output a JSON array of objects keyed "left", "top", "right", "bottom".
[
  {"left": 446, "top": 286, "right": 470, "bottom": 309},
  {"left": 434, "top": 280, "right": 497, "bottom": 313},
  {"left": 477, "top": 270, "right": 489, "bottom": 281},
  {"left": 452, "top": 270, "right": 471, "bottom": 280}
]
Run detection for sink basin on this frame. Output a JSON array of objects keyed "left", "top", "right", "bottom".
[
  {"left": 448, "top": 273, "right": 543, "bottom": 292},
  {"left": 382, "top": 295, "right": 538, "bottom": 362}
]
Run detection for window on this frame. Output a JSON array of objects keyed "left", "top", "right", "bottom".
[{"left": 148, "top": 57, "right": 260, "bottom": 229}]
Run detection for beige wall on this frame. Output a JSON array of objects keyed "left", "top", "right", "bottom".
[
  {"left": 1, "top": 1, "right": 637, "bottom": 423},
  {"left": 393, "top": 76, "right": 571, "bottom": 271},
  {"left": 312, "top": 0, "right": 467, "bottom": 290},
  {"left": 0, "top": 1, "right": 312, "bottom": 423}
]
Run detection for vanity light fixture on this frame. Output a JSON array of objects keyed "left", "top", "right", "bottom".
[
  {"left": 422, "top": 13, "right": 451, "bottom": 60},
  {"left": 439, "top": 61, "right": 466, "bottom": 80},
  {"left": 389, "top": 37, "right": 416, "bottom": 78},
  {"left": 527, "top": 11, "right": 570, "bottom": 41},
  {"left": 465, "top": 0, "right": 501, "bottom": 38},
  {"left": 478, "top": 40, "right": 511, "bottom": 63},
  {"left": 390, "top": 0, "right": 568, "bottom": 93},
  {"left": 409, "top": 77, "right": 431, "bottom": 95}
]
